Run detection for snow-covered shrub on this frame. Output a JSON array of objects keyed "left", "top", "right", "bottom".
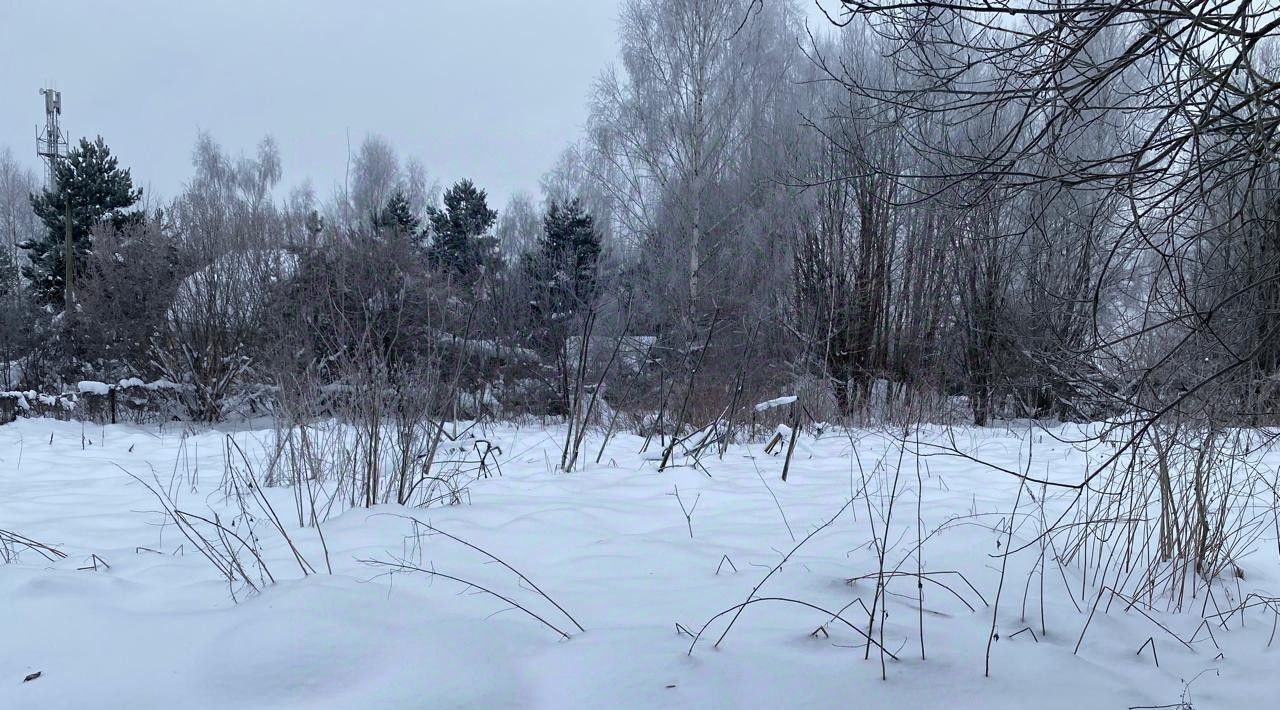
[{"left": 152, "top": 247, "right": 295, "bottom": 421}]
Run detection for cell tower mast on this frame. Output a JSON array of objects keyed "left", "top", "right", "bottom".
[
  {"left": 37, "top": 88, "right": 66, "bottom": 189},
  {"left": 36, "top": 88, "right": 74, "bottom": 312}
]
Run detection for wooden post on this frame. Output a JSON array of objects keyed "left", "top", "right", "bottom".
[
  {"left": 64, "top": 199, "right": 73, "bottom": 312},
  {"left": 781, "top": 402, "right": 801, "bottom": 482}
]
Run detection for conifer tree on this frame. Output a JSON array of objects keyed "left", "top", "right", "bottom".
[
  {"left": 529, "top": 197, "right": 601, "bottom": 316},
  {"left": 374, "top": 189, "right": 421, "bottom": 237},
  {"left": 426, "top": 179, "right": 498, "bottom": 278},
  {"left": 23, "top": 136, "right": 142, "bottom": 307}
]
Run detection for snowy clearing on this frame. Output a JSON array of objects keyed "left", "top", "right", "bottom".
[{"left": 1, "top": 418, "right": 1277, "bottom": 709}]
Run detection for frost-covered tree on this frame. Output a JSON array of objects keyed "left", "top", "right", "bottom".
[
  {"left": 0, "top": 246, "right": 17, "bottom": 300},
  {"left": 0, "top": 148, "right": 40, "bottom": 252},
  {"left": 0, "top": 149, "right": 37, "bottom": 300},
  {"left": 495, "top": 192, "right": 541, "bottom": 258},
  {"left": 589, "top": 0, "right": 800, "bottom": 322},
  {"left": 152, "top": 134, "right": 290, "bottom": 420},
  {"left": 76, "top": 217, "right": 182, "bottom": 374},
  {"left": 337, "top": 135, "right": 433, "bottom": 236}
]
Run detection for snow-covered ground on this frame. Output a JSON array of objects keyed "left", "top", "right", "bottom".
[{"left": 1, "top": 418, "right": 1277, "bottom": 709}]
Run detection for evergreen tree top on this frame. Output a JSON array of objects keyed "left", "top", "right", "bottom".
[
  {"left": 428, "top": 179, "right": 497, "bottom": 241},
  {"left": 541, "top": 198, "right": 596, "bottom": 256},
  {"left": 38, "top": 136, "right": 142, "bottom": 219},
  {"left": 375, "top": 189, "right": 421, "bottom": 236},
  {"left": 426, "top": 179, "right": 500, "bottom": 278},
  {"left": 21, "top": 135, "right": 142, "bottom": 307}
]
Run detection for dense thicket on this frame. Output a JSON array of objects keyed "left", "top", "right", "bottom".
[{"left": 2, "top": 0, "right": 1277, "bottom": 431}]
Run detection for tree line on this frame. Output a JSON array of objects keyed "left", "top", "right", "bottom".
[{"left": 1, "top": 0, "right": 1277, "bottom": 430}]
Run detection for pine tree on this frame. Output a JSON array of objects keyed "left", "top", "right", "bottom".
[
  {"left": 426, "top": 179, "right": 498, "bottom": 277},
  {"left": 23, "top": 136, "right": 142, "bottom": 307},
  {"left": 529, "top": 198, "right": 601, "bottom": 316},
  {"left": 373, "top": 189, "right": 420, "bottom": 237}
]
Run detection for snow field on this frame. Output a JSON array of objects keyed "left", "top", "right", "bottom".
[{"left": 1, "top": 418, "right": 1277, "bottom": 709}]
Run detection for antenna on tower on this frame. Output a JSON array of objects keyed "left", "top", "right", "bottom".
[
  {"left": 37, "top": 87, "right": 75, "bottom": 311},
  {"left": 37, "top": 87, "right": 67, "bottom": 189}
]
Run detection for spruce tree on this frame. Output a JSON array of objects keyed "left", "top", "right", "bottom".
[
  {"left": 529, "top": 198, "right": 601, "bottom": 315},
  {"left": 374, "top": 189, "right": 420, "bottom": 237},
  {"left": 426, "top": 179, "right": 498, "bottom": 278},
  {"left": 23, "top": 136, "right": 142, "bottom": 307}
]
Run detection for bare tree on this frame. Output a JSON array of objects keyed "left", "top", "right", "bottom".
[
  {"left": 814, "top": 0, "right": 1280, "bottom": 600},
  {"left": 590, "top": 0, "right": 802, "bottom": 322},
  {"left": 152, "top": 134, "right": 291, "bottom": 420},
  {"left": 0, "top": 148, "right": 41, "bottom": 389},
  {"left": 333, "top": 134, "right": 435, "bottom": 235},
  {"left": 495, "top": 191, "right": 541, "bottom": 258}
]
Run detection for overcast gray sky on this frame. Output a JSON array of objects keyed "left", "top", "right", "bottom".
[
  {"left": 1, "top": 1, "right": 836, "bottom": 206},
  {"left": 0, "top": 1, "right": 624, "bottom": 205}
]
